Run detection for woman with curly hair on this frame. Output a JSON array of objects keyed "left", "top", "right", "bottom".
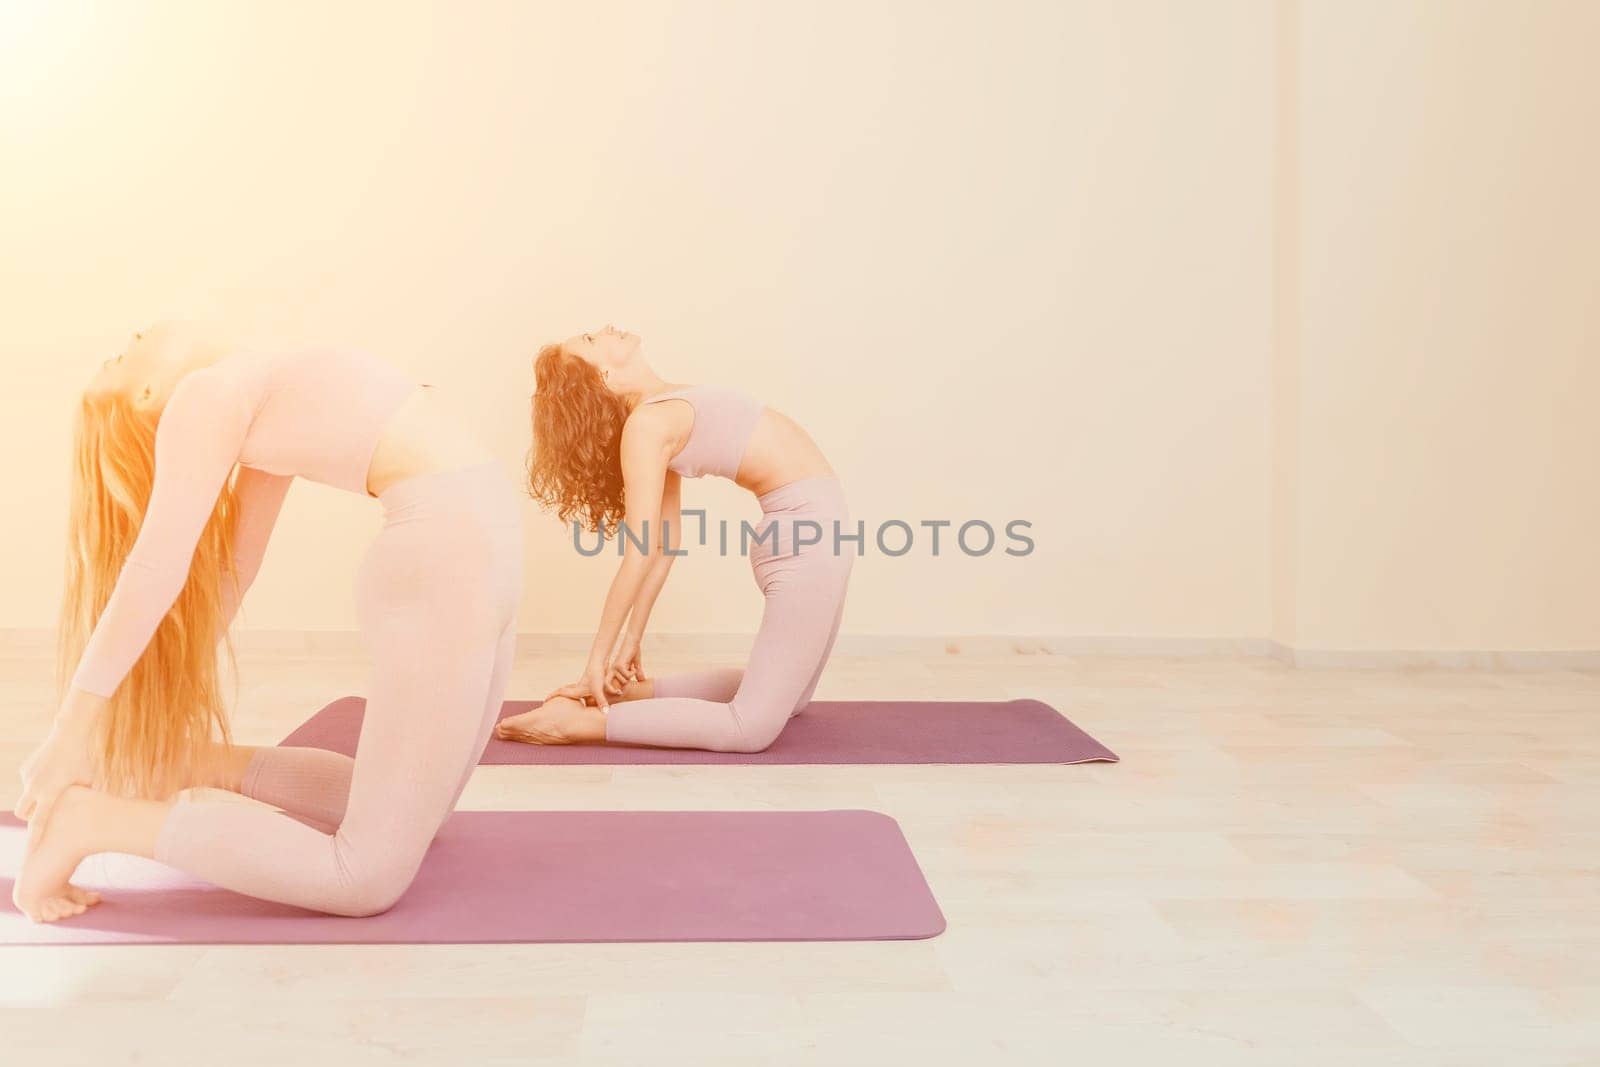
[
  {"left": 499, "top": 325, "right": 850, "bottom": 752},
  {"left": 12, "top": 322, "right": 521, "bottom": 922}
]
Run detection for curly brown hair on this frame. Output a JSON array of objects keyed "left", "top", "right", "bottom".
[{"left": 527, "top": 343, "right": 632, "bottom": 535}]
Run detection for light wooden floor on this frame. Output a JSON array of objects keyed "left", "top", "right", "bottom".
[{"left": 1, "top": 646, "right": 1596, "bottom": 1066}]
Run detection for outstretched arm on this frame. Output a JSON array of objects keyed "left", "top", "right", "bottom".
[
  {"left": 70, "top": 371, "right": 255, "bottom": 699},
  {"left": 626, "top": 470, "right": 681, "bottom": 631},
  {"left": 603, "top": 470, "right": 681, "bottom": 690},
  {"left": 581, "top": 412, "right": 673, "bottom": 709}
]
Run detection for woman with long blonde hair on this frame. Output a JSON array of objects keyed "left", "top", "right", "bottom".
[
  {"left": 496, "top": 325, "right": 851, "bottom": 751},
  {"left": 12, "top": 322, "right": 521, "bottom": 923}
]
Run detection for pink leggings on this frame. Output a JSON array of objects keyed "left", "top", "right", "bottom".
[
  {"left": 604, "top": 477, "right": 852, "bottom": 753},
  {"left": 154, "top": 461, "right": 522, "bottom": 917}
]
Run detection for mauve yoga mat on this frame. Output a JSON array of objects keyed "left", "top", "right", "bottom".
[
  {"left": 283, "top": 697, "right": 1117, "bottom": 765},
  {"left": 0, "top": 809, "right": 943, "bottom": 945}
]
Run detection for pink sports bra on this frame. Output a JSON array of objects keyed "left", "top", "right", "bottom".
[{"left": 639, "top": 385, "right": 765, "bottom": 481}]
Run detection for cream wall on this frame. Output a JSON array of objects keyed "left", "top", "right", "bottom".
[
  {"left": 0, "top": 2, "right": 1591, "bottom": 653},
  {"left": 0, "top": 1, "right": 1275, "bottom": 642},
  {"left": 1274, "top": 0, "right": 1600, "bottom": 653}
]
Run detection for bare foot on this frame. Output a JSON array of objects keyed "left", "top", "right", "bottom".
[
  {"left": 494, "top": 696, "right": 607, "bottom": 745},
  {"left": 12, "top": 785, "right": 104, "bottom": 923}
]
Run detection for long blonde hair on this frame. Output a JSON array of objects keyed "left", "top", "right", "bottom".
[{"left": 59, "top": 387, "right": 241, "bottom": 799}]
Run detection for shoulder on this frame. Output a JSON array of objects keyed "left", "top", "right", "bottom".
[
  {"left": 623, "top": 399, "right": 681, "bottom": 437},
  {"left": 620, "top": 403, "right": 680, "bottom": 462},
  {"left": 157, "top": 364, "right": 254, "bottom": 439}
]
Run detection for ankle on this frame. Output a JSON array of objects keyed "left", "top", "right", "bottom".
[
  {"left": 32, "top": 785, "right": 99, "bottom": 857},
  {"left": 619, "top": 679, "right": 655, "bottom": 701},
  {"left": 51, "top": 785, "right": 173, "bottom": 859},
  {"left": 578, "top": 703, "right": 609, "bottom": 742}
]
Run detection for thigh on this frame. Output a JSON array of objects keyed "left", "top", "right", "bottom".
[
  {"left": 794, "top": 587, "right": 849, "bottom": 710},
  {"left": 735, "top": 549, "right": 851, "bottom": 718},
  {"left": 340, "top": 525, "right": 518, "bottom": 853},
  {"left": 440, "top": 619, "right": 519, "bottom": 813},
  {"left": 340, "top": 610, "right": 505, "bottom": 849}
]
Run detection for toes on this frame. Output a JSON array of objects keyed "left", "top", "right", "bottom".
[
  {"left": 23, "top": 891, "right": 92, "bottom": 923},
  {"left": 65, "top": 885, "right": 100, "bottom": 907},
  {"left": 40, "top": 895, "right": 86, "bottom": 922}
]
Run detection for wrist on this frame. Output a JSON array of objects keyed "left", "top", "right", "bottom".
[{"left": 58, "top": 688, "right": 109, "bottom": 731}]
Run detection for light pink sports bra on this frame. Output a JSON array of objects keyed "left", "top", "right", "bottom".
[{"left": 639, "top": 385, "right": 765, "bottom": 481}]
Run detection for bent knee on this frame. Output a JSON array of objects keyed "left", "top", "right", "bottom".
[
  {"left": 723, "top": 709, "right": 791, "bottom": 753},
  {"left": 708, "top": 667, "right": 746, "bottom": 692},
  {"left": 327, "top": 861, "right": 421, "bottom": 917}
]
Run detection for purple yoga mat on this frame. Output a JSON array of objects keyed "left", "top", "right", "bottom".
[
  {"left": 0, "top": 809, "right": 943, "bottom": 945},
  {"left": 282, "top": 697, "right": 1117, "bottom": 765}
]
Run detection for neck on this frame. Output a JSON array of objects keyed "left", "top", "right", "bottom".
[{"left": 625, "top": 369, "right": 677, "bottom": 409}]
